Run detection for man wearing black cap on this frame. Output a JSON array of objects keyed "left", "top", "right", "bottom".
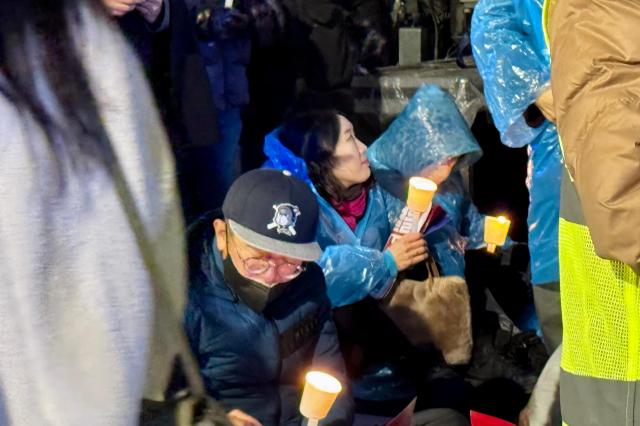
[{"left": 184, "top": 169, "right": 354, "bottom": 426}]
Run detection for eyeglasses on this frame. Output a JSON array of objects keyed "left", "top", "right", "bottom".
[{"left": 228, "top": 234, "right": 306, "bottom": 281}]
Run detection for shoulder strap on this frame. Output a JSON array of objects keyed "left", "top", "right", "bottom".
[
  {"left": 110, "top": 154, "right": 206, "bottom": 398},
  {"left": 426, "top": 249, "right": 440, "bottom": 278}
]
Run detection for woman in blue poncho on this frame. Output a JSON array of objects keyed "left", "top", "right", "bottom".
[
  {"left": 263, "top": 110, "right": 476, "bottom": 417},
  {"left": 368, "top": 84, "right": 542, "bottom": 334},
  {"left": 367, "top": 84, "right": 487, "bottom": 279},
  {"left": 264, "top": 107, "right": 542, "bottom": 422},
  {"left": 264, "top": 110, "right": 430, "bottom": 309},
  {"left": 264, "top": 111, "right": 476, "bottom": 412}
]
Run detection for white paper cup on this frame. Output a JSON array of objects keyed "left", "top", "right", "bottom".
[{"left": 299, "top": 371, "right": 342, "bottom": 421}]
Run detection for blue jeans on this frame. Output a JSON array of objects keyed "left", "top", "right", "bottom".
[
  {"left": 176, "top": 108, "right": 242, "bottom": 223},
  {"left": 213, "top": 108, "right": 242, "bottom": 194}
]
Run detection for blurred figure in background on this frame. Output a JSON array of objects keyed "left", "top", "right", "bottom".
[
  {"left": 239, "top": 0, "right": 392, "bottom": 173},
  {"left": 104, "top": 0, "right": 223, "bottom": 223},
  {"left": 0, "top": 0, "right": 186, "bottom": 423},
  {"left": 192, "top": 0, "right": 285, "bottom": 209}
]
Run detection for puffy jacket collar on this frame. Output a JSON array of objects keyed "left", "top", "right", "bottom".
[{"left": 187, "top": 210, "right": 238, "bottom": 303}]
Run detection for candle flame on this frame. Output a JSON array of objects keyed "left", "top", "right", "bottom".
[{"left": 305, "top": 371, "right": 342, "bottom": 394}]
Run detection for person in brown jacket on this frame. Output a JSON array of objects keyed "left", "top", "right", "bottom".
[{"left": 545, "top": 0, "right": 640, "bottom": 424}]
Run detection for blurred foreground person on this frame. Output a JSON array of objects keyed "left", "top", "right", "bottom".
[{"left": 0, "top": 0, "right": 187, "bottom": 423}]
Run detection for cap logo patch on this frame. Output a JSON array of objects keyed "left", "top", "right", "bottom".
[{"left": 267, "top": 203, "right": 301, "bottom": 236}]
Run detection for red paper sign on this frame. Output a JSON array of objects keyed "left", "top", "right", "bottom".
[{"left": 470, "top": 411, "right": 516, "bottom": 426}]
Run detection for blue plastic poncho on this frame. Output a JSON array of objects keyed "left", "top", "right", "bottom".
[
  {"left": 263, "top": 131, "right": 405, "bottom": 308},
  {"left": 471, "top": 0, "right": 562, "bottom": 286},
  {"left": 368, "top": 85, "right": 482, "bottom": 176},
  {"left": 368, "top": 84, "right": 486, "bottom": 277}
]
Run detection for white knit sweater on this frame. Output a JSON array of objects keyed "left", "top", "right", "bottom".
[{"left": 0, "top": 7, "right": 185, "bottom": 426}]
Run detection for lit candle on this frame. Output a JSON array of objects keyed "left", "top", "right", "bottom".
[
  {"left": 299, "top": 371, "right": 342, "bottom": 426},
  {"left": 484, "top": 215, "right": 511, "bottom": 253}
]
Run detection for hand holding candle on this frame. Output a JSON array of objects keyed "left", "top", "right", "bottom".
[
  {"left": 299, "top": 371, "right": 342, "bottom": 426},
  {"left": 484, "top": 215, "right": 511, "bottom": 254}
]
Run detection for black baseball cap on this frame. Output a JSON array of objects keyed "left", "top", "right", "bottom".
[{"left": 222, "top": 169, "right": 322, "bottom": 261}]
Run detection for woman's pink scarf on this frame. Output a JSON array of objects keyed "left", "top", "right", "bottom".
[{"left": 330, "top": 189, "right": 368, "bottom": 231}]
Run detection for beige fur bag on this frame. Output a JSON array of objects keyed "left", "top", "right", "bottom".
[{"left": 380, "top": 255, "right": 472, "bottom": 365}]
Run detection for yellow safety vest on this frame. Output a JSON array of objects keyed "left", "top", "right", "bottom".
[{"left": 543, "top": 1, "right": 640, "bottom": 424}]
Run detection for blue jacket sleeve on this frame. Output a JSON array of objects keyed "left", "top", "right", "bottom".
[
  {"left": 471, "top": 0, "right": 549, "bottom": 147},
  {"left": 310, "top": 303, "right": 354, "bottom": 426},
  {"left": 319, "top": 245, "right": 397, "bottom": 308}
]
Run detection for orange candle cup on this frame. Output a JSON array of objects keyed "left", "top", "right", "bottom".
[
  {"left": 484, "top": 216, "right": 511, "bottom": 253},
  {"left": 299, "top": 371, "right": 342, "bottom": 424},
  {"left": 407, "top": 177, "right": 438, "bottom": 213}
]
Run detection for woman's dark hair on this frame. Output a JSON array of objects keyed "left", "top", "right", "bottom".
[
  {"left": 277, "top": 110, "right": 361, "bottom": 202},
  {"left": 0, "top": 0, "right": 114, "bottom": 174}
]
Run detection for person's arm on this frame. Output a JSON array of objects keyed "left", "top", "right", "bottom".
[
  {"left": 460, "top": 194, "right": 488, "bottom": 250},
  {"left": 549, "top": 0, "right": 640, "bottom": 273},
  {"left": 318, "top": 244, "right": 397, "bottom": 307},
  {"left": 184, "top": 303, "right": 264, "bottom": 426},
  {"left": 137, "top": 0, "right": 170, "bottom": 32},
  {"left": 309, "top": 302, "right": 354, "bottom": 426},
  {"left": 102, "top": 0, "right": 144, "bottom": 17},
  {"left": 471, "top": 0, "right": 550, "bottom": 148},
  {"left": 435, "top": 179, "right": 487, "bottom": 250}
]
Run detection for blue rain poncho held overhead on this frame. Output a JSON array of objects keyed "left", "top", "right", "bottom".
[
  {"left": 264, "top": 131, "right": 405, "bottom": 308},
  {"left": 368, "top": 84, "right": 487, "bottom": 277},
  {"left": 471, "top": 0, "right": 562, "bottom": 286}
]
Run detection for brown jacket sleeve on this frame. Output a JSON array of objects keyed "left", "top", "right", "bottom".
[{"left": 548, "top": 0, "right": 640, "bottom": 274}]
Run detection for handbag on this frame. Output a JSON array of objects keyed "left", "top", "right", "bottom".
[
  {"left": 380, "top": 252, "right": 472, "bottom": 365},
  {"left": 108, "top": 143, "right": 231, "bottom": 426}
]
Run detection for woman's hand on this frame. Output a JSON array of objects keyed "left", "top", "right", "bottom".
[
  {"left": 228, "top": 409, "right": 263, "bottom": 426},
  {"left": 101, "top": 0, "right": 143, "bottom": 17},
  {"left": 387, "top": 232, "right": 428, "bottom": 271}
]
